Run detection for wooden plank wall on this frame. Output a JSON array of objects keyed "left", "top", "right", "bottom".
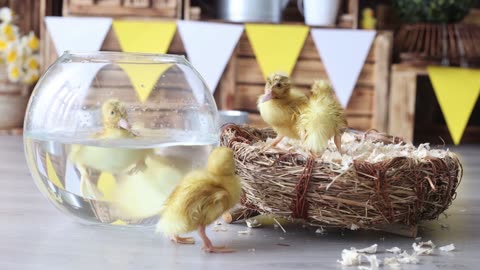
[
  {"left": 42, "top": 25, "right": 392, "bottom": 132},
  {"left": 63, "top": 0, "right": 182, "bottom": 18}
]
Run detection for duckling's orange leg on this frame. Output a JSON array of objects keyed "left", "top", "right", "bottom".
[
  {"left": 334, "top": 134, "right": 345, "bottom": 155},
  {"left": 171, "top": 235, "right": 195, "bottom": 244},
  {"left": 198, "top": 225, "right": 234, "bottom": 253},
  {"left": 263, "top": 135, "right": 285, "bottom": 151}
]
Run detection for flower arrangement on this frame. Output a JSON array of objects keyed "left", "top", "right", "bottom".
[{"left": 0, "top": 7, "right": 39, "bottom": 85}]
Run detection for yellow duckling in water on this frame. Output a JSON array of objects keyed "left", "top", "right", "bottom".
[{"left": 69, "top": 99, "right": 150, "bottom": 199}]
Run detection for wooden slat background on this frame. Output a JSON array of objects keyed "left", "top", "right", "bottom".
[{"left": 42, "top": 22, "right": 392, "bottom": 132}]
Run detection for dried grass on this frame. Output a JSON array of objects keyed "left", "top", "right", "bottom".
[{"left": 220, "top": 124, "right": 462, "bottom": 230}]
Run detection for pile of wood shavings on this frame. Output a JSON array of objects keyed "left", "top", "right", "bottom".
[
  {"left": 338, "top": 241, "right": 456, "bottom": 269},
  {"left": 274, "top": 133, "right": 450, "bottom": 170}
]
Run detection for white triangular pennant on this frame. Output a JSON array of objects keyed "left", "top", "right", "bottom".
[
  {"left": 177, "top": 21, "right": 244, "bottom": 92},
  {"left": 65, "top": 160, "right": 81, "bottom": 196},
  {"left": 45, "top": 17, "right": 112, "bottom": 56},
  {"left": 36, "top": 149, "right": 46, "bottom": 177},
  {"left": 311, "top": 29, "right": 376, "bottom": 107}
]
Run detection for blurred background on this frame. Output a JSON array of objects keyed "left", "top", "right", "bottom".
[{"left": 0, "top": 0, "right": 479, "bottom": 145}]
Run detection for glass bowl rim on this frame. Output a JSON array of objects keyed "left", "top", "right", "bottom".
[{"left": 59, "top": 51, "right": 189, "bottom": 64}]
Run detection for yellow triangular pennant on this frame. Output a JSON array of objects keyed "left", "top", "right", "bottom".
[
  {"left": 112, "top": 20, "right": 176, "bottom": 53},
  {"left": 46, "top": 153, "right": 64, "bottom": 189},
  {"left": 119, "top": 63, "right": 172, "bottom": 102},
  {"left": 428, "top": 66, "right": 480, "bottom": 145},
  {"left": 245, "top": 24, "right": 309, "bottom": 79},
  {"left": 97, "top": 172, "right": 117, "bottom": 201}
]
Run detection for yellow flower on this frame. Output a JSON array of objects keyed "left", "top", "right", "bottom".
[
  {"left": 23, "top": 69, "right": 39, "bottom": 85},
  {"left": 25, "top": 31, "right": 39, "bottom": 51},
  {"left": 0, "top": 23, "right": 18, "bottom": 41},
  {"left": 6, "top": 42, "right": 21, "bottom": 64},
  {"left": 0, "top": 37, "right": 7, "bottom": 51},
  {"left": 7, "top": 63, "right": 21, "bottom": 82},
  {"left": 25, "top": 55, "right": 39, "bottom": 70}
]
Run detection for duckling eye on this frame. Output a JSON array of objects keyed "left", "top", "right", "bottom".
[
  {"left": 110, "top": 111, "right": 115, "bottom": 116},
  {"left": 275, "top": 82, "right": 282, "bottom": 87}
]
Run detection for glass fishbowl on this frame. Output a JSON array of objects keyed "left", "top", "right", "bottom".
[{"left": 23, "top": 52, "right": 219, "bottom": 226}]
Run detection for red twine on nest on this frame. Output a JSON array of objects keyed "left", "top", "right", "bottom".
[{"left": 290, "top": 156, "right": 315, "bottom": 219}]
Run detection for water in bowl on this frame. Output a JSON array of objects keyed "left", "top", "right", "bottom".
[{"left": 24, "top": 131, "right": 217, "bottom": 226}]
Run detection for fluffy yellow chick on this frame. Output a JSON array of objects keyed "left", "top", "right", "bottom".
[
  {"left": 69, "top": 99, "right": 150, "bottom": 199},
  {"left": 157, "top": 147, "right": 242, "bottom": 253},
  {"left": 298, "top": 80, "right": 347, "bottom": 156},
  {"left": 258, "top": 73, "right": 308, "bottom": 148}
]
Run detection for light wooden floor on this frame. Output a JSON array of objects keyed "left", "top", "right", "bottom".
[{"left": 1, "top": 135, "right": 479, "bottom": 270}]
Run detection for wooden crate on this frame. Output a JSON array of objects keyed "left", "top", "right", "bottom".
[
  {"left": 42, "top": 23, "right": 392, "bottom": 132},
  {"left": 216, "top": 31, "right": 393, "bottom": 132},
  {"left": 63, "top": 0, "right": 182, "bottom": 18}
]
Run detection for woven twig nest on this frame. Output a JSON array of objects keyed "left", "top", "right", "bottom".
[{"left": 221, "top": 124, "right": 462, "bottom": 235}]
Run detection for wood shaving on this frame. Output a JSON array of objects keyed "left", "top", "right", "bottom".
[
  {"left": 383, "top": 257, "right": 400, "bottom": 267},
  {"left": 212, "top": 224, "right": 228, "bottom": 232},
  {"left": 439, "top": 244, "right": 455, "bottom": 252},
  {"left": 337, "top": 249, "right": 362, "bottom": 266},
  {"left": 386, "top": 247, "right": 402, "bottom": 254},
  {"left": 413, "top": 240, "right": 436, "bottom": 255},
  {"left": 352, "top": 244, "right": 378, "bottom": 254},
  {"left": 338, "top": 249, "right": 379, "bottom": 270},
  {"left": 396, "top": 251, "right": 420, "bottom": 264},
  {"left": 246, "top": 218, "right": 262, "bottom": 228},
  {"left": 315, "top": 227, "right": 326, "bottom": 234},
  {"left": 248, "top": 248, "right": 256, "bottom": 252},
  {"left": 237, "top": 229, "right": 251, "bottom": 235},
  {"left": 350, "top": 224, "right": 360, "bottom": 230}
]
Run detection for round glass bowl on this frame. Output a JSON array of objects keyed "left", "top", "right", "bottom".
[{"left": 23, "top": 51, "right": 219, "bottom": 226}]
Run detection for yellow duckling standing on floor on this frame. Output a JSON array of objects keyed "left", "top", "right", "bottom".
[
  {"left": 69, "top": 99, "right": 150, "bottom": 199},
  {"left": 157, "top": 147, "right": 242, "bottom": 253}
]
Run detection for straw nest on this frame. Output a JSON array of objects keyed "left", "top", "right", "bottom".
[{"left": 220, "top": 124, "right": 462, "bottom": 231}]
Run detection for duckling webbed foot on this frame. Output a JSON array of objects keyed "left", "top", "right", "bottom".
[
  {"left": 171, "top": 235, "right": 195, "bottom": 244},
  {"left": 198, "top": 225, "right": 234, "bottom": 253}
]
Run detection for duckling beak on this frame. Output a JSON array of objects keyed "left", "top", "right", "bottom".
[
  {"left": 118, "top": 118, "right": 131, "bottom": 130},
  {"left": 260, "top": 91, "right": 273, "bottom": 103}
]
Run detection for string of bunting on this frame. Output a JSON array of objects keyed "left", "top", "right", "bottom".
[{"left": 44, "top": 16, "right": 480, "bottom": 146}]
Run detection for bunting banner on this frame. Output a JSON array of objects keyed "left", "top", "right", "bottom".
[
  {"left": 45, "top": 17, "right": 112, "bottom": 56},
  {"left": 45, "top": 153, "right": 64, "bottom": 189},
  {"left": 177, "top": 21, "right": 244, "bottom": 93},
  {"left": 113, "top": 20, "right": 177, "bottom": 102},
  {"left": 311, "top": 29, "right": 376, "bottom": 108},
  {"left": 427, "top": 66, "right": 480, "bottom": 145},
  {"left": 112, "top": 20, "right": 176, "bottom": 53},
  {"left": 119, "top": 63, "right": 172, "bottom": 102},
  {"left": 64, "top": 160, "right": 81, "bottom": 196},
  {"left": 245, "top": 24, "right": 309, "bottom": 78}
]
